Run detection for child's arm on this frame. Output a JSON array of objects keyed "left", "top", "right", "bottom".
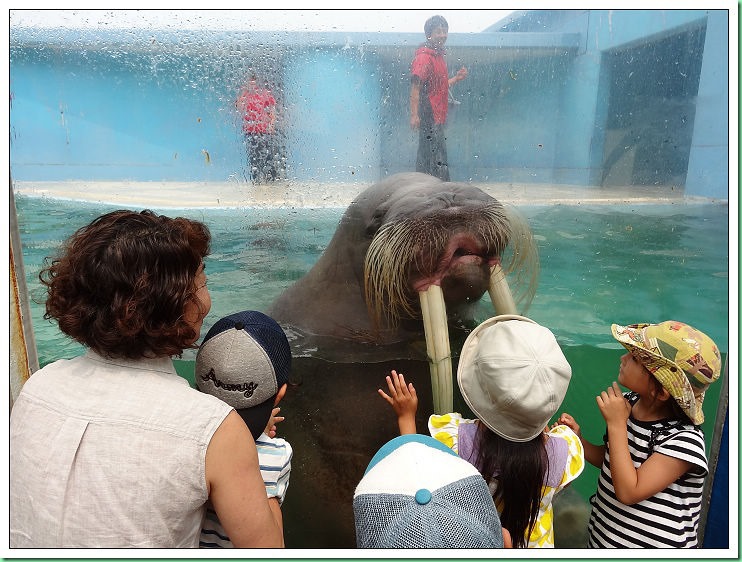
[
  {"left": 556, "top": 412, "right": 606, "bottom": 468},
  {"left": 378, "top": 370, "right": 418, "bottom": 435},
  {"left": 598, "top": 382, "right": 694, "bottom": 505}
]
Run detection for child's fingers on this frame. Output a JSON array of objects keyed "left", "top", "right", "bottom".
[
  {"left": 397, "top": 375, "right": 411, "bottom": 396},
  {"left": 392, "top": 371, "right": 407, "bottom": 393},
  {"left": 378, "top": 388, "right": 394, "bottom": 405},
  {"left": 557, "top": 413, "right": 578, "bottom": 431},
  {"left": 397, "top": 372, "right": 406, "bottom": 387},
  {"left": 385, "top": 375, "right": 399, "bottom": 396},
  {"left": 605, "top": 382, "right": 621, "bottom": 397}
]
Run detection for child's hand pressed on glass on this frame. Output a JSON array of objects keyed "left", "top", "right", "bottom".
[{"left": 378, "top": 370, "right": 418, "bottom": 434}]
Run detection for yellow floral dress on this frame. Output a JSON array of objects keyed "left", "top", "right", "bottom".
[{"left": 428, "top": 413, "right": 584, "bottom": 548}]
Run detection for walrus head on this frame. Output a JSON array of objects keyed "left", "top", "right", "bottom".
[
  {"left": 364, "top": 189, "right": 535, "bottom": 329},
  {"left": 268, "top": 172, "right": 538, "bottom": 412}
]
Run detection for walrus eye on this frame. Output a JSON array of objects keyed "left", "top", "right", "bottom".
[{"left": 365, "top": 211, "right": 385, "bottom": 237}]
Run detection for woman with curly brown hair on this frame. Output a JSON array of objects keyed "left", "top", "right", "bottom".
[{"left": 9, "top": 209, "right": 284, "bottom": 548}]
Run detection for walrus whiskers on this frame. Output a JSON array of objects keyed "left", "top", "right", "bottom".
[
  {"left": 364, "top": 220, "right": 419, "bottom": 327},
  {"left": 500, "top": 205, "right": 539, "bottom": 309},
  {"left": 364, "top": 204, "right": 518, "bottom": 332}
]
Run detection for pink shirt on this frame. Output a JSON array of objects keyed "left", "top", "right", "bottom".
[
  {"left": 411, "top": 45, "right": 449, "bottom": 124},
  {"left": 236, "top": 87, "right": 276, "bottom": 134}
]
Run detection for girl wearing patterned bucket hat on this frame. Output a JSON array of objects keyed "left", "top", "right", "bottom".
[
  {"left": 379, "top": 315, "right": 585, "bottom": 548},
  {"left": 557, "top": 320, "right": 722, "bottom": 548}
]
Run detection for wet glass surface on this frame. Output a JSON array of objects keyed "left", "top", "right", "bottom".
[{"left": 10, "top": 9, "right": 733, "bottom": 549}]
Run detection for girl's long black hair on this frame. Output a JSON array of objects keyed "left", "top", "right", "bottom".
[{"left": 466, "top": 423, "right": 548, "bottom": 548}]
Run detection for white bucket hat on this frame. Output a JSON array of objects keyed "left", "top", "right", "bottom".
[{"left": 457, "top": 315, "right": 572, "bottom": 442}]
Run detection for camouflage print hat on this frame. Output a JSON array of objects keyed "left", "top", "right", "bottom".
[{"left": 611, "top": 321, "right": 722, "bottom": 425}]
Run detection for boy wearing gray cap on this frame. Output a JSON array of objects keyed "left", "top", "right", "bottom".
[
  {"left": 195, "top": 310, "right": 293, "bottom": 548},
  {"left": 380, "top": 315, "right": 584, "bottom": 548}
]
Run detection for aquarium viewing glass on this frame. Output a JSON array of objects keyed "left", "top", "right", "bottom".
[{"left": 9, "top": 9, "right": 736, "bottom": 549}]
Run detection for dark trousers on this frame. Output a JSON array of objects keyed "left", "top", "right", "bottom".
[
  {"left": 246, "top": 133, "right": 284, "bottom": 183},
  {"left": 416, "top": 122, "right": 449, "bottom": 181}
]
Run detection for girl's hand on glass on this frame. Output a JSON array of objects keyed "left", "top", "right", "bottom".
[{"left": 378, "top": 369, "right": 418, "bottom": 418}]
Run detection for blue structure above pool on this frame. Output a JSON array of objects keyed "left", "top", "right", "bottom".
[{"left": 9, "top": 10, "right": 730, "bottom": 198}]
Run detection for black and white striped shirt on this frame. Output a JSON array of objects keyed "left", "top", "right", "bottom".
[{"left": 588, "top": 392, "right": 708, "bottom": 548}]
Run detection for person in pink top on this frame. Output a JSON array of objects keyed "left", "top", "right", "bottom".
[
  {"left": 236, "top": 73, "right": 283, "bottom": 183},
  {"left": 409, "top": 15, "right": 468, "bottom": 181}
]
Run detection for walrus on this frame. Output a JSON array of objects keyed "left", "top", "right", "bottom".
[
  {"left": 268, "top": 172, "right": 539, "bottom": 413},
  {"left": 265, "top": 173, "right": 541, "bottom": 547}
]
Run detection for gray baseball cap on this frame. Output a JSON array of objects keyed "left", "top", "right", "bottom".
[{"left": 195, "top": 310, "right": 291, "bottom": 439}]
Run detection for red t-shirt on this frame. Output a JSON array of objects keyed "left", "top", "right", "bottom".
[
  {"left": 410, "top": 45, "right": 449, "bottom": 125},
  {"left": 236, "top": 87, "right": 276, "bottom": 134}
]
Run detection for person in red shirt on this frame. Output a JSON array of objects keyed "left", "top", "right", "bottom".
[
  {"left": 410, "top": 15, "right": 468, "bottom": 181},
  {"left": 236, "top": 74, "right": 283, "bottom": 183}
]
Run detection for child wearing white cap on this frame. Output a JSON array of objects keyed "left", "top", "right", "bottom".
[
  {"left": 379, "top": 314, "right": 584, "bottom": 548},
  {"left": 557, "top": 320, "right": 722, "bottom": 548},
  {"left": 195, "top": 310, "right": 293, "bottom": 548}
]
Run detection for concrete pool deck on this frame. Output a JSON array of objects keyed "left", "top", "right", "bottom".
[{"left": 12, "top": 180, "right": 727, "bottom": 208}]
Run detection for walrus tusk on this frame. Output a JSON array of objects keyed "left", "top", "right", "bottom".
[
  {"left": 418, "top": 290, "right": 439, "bottom": 412},
  {"left": 488, "top": 263, "right": 517, "bottom": 315},
  {"left": 419, "top": 267, "right": 515, "bottom": 414},
  {"left": 419, "top": 285, "right": 453, "bottom": 414}
]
